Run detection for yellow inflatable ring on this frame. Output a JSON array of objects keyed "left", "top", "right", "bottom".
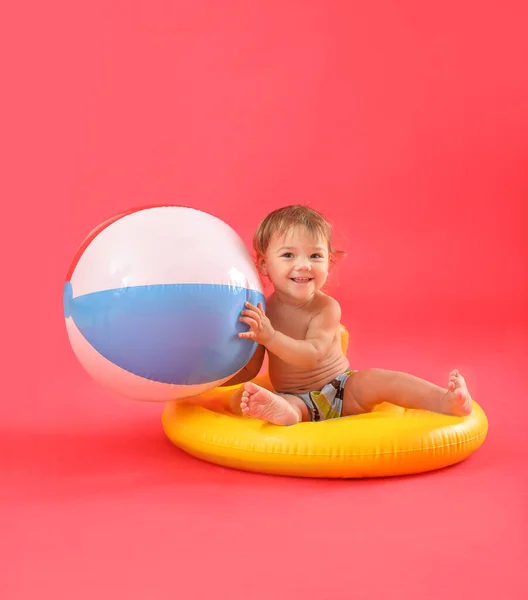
[{"left": 162, "top": 328, "right": 488, "bottom": 478}]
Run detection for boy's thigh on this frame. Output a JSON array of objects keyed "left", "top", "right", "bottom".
[{"left": 342, "top": 370, "right": 377, "bottom": 416}]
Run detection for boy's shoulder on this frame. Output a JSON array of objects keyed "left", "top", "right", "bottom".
[{"left": 313, "top": 292, "right": 341, "bottom": 317}]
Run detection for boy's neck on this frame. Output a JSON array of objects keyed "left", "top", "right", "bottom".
[{"left": 269, "top": 289, "right": 320, "bottom": 309}]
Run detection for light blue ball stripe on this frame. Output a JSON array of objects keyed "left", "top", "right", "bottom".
[{"left": 64, "top": 282, "right": 264, "bottom": 385}]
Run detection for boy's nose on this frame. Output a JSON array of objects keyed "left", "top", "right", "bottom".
[{"left": 295, "top": 258, "right": 311, "bottom": 270}]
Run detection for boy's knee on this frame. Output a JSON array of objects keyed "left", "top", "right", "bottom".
[{"left": 344, "top": 369, "right": 384, "bottom": 414}]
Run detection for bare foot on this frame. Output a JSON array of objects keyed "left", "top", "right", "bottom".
[
  {"left": 444, "top": 369, "right": 472, "bottom": 416},
  {"left": 240, "top": 382, "right": 301, "bottom": 425}
]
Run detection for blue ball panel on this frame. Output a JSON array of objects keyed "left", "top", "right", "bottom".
[{"left": 66, "top": 283, "right": 265, "bottom": 385}]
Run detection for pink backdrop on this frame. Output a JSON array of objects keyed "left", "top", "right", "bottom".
[{"left": 3, "top": 2, "right": 527, "bottom": 599}]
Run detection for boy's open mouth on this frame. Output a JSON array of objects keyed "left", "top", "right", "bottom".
[{"left": 291, "top": 277, "right": 313, "bottom": 284}]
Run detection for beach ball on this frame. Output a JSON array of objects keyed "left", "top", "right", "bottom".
[{"left": 63, "top": 206, "right": 264, "bottom": 401}]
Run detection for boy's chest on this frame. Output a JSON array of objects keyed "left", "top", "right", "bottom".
[{"left": 267, "top": 305, "right": 311, "bottom": 341}]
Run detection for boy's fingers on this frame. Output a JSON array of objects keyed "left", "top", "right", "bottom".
[
  {"left": 238, "top": 331, "right": 255, "bottom": 339},
  {"left": 241, "top": 310, "right": 260, "bottom": 320},
  {"left": 239, "top": 317, "right": 259, "bottom": 329}
]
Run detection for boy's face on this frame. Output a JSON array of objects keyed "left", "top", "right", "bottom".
[{"left": 259, "top": 226, "right": 330, "bottom": 302}]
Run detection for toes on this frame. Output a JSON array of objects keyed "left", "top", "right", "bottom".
[{"left": 449, "top": 370, "right": 463, "bottom": 390}]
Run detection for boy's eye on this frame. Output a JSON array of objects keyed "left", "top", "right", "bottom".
[
  {"left": 281, "top": 252, "right": 294, "bottom": 258},
  {"left": 311, "top": 253, "right": 323, "bottom": 259}
]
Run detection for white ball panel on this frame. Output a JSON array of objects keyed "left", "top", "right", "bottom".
[{"left": 70, "top": 207, "right": 262, "bottom": 298}]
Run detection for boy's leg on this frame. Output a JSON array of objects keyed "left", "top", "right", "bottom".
[{"left": 342, "top": 368, "right": 472, "bottom": 417}]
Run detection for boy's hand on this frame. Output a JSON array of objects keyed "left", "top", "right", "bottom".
[{"left": 238, "top": 302, "right": 275, "bottom": 345}]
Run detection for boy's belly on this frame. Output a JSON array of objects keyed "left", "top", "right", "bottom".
[{"left": 268, "top": 352, "right": 351, "bottom": 394}]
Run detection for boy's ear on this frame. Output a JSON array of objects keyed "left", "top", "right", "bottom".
[{"left": 257, "top": 254, "right": 268, "bottom": 276}]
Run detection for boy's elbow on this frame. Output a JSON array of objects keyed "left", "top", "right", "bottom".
[
  {"left": 222, "top": 367, "right": 252, "bottom": 387},
  {"left": 305, "top": 345, "right": 326, "bottom": 369},
  {"left": 245, "top": 365, "right": 261, "bottom": 381}
]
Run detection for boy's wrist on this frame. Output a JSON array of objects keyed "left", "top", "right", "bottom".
[{"left": 261, "top": 328, "right": 277, "bottom": 348}]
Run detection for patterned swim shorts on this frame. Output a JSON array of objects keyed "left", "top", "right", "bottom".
[{"left": 279, "top": 369, "right": 355, "bottom": 422}]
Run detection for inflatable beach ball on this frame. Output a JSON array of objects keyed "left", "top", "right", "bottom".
[{"left": 63, "top": 206, "right": 264, "bottom": 401}]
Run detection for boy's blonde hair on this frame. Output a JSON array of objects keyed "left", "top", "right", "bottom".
[{"left": 253, "top": 204, "right": 343, "bottom": 262}]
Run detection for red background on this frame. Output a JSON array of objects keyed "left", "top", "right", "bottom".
[{"left": 2, "top": 2, "right": 527, "bottom": 599}]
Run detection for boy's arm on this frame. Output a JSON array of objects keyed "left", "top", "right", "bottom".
[
  {"left": 221, "top": 343, "right": 266, "bottom": 386},
  {"left": 239, "top": 298, "right": 342, "bottom": 370},
  {"left": 265, "top": 298, "right": 342, "bottom": 369}
]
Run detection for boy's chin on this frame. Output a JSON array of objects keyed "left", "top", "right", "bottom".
[{"left": 286, "top": 285, "right": 316, "bottom": 298}]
